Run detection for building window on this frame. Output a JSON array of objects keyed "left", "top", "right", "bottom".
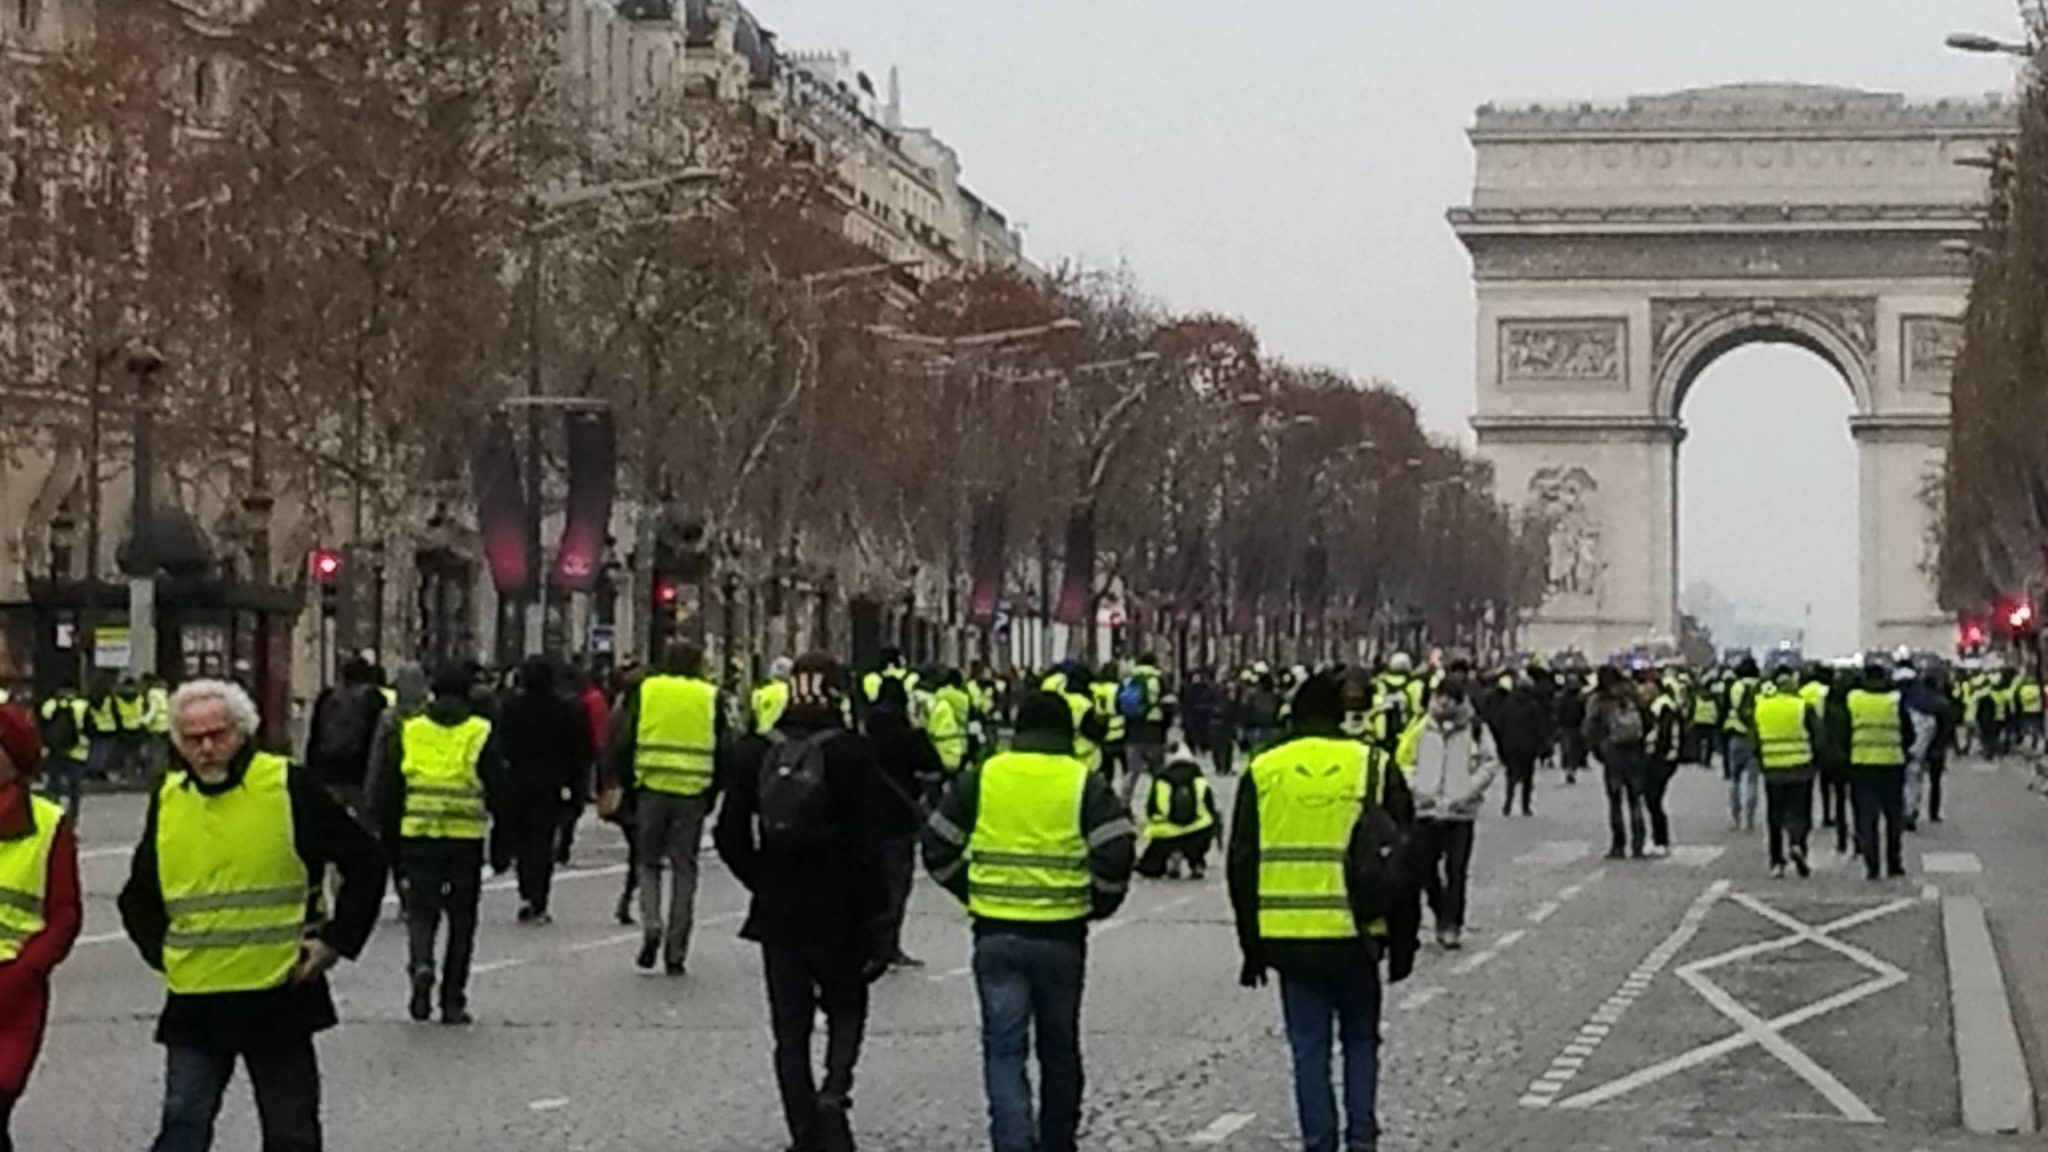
[{"left": 193, "top": 61, "right": 214, "bottom": 117}]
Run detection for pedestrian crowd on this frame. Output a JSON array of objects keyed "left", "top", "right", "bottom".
[{"left": 0, "top": 639, "right": 2031, "bottom": 1152}]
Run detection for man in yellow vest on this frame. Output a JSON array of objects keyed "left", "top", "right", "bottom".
[
  {"left": 1089, "top": 662, "right": 1128, "bottom": 790},
  {"left": 927, "top": 669, "right": 973, "bottom": 776},
  {"left": 0, "top": 705, "right": 81, "bottom": 1147},
  {"left": 141, "top": 674, "right": 173, "bottom": 779},
  {"left": 923, "top": 692, "right": 1135, "bottom": 1152},
  {"left": 2020, "top": 674, "right": 2045, "bottom": 753},
  {"left": 1722, "top": 657, "right": 1763, "bottom": 832},
  {"left": 1826, "top": 661, "right": 1915, "bottom": 881},
  {"left": 1230, "top": 673, "right": 1418, "bottom": 1152},
  {"left": 1753, "top": 667, "right": 1821, "bottom": 879},
  {"left": 372, "top": 666, "right": 502, "bottom": 1025},
  {"left": 119, "top": 679, "right": 385, "bottom": 1150},
  {"left": 752, "top": 657, "right": 793, "bottom": 736},
  {"left": 34, "top": 685, "right": 90, "bottom": 819},
  {"left": 1136, "top": 748, "right": 1220, "bottom": 879},
  {"left": 860, "top": 648, "right": 916, "bottom": 715},
  {"left": 606, "top": 641, "right": 728, "bottom": 976}
]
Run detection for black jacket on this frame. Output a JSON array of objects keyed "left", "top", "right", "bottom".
[
  {"left": 304, "top": 682, "right": 386, "bottom": 792},
  {"left": 118, "top": 745, "right": 387, "bottom": 1048},
  {"left": 368, "top": 695, "right": 507, "bottom": 851},
  {"left": 864, "top": 705, "right": 942, "bottom": 837},
  {"left": 714, "top": 704, "right": 888, "bottom": 952},
  {"left": 1486, "top": 687, "right": 1550, "bottom": 762},
  {"left": 1227, "top": 724, "right": 1420, "bottom": 983},
  {"left": 922, "top": 730, "right": 1136, "bottom": 942},
  {"left": 495, "top": 687, "right": 591, "bottom": 808}
]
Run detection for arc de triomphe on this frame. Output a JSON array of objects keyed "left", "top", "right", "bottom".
[{"left": 1452, "top": 84, "right": 2013, "bottom": 658}]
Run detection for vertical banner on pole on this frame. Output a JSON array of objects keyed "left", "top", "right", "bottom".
[
  {"left": 472, "top": 416, "right": 534, "bottom": 595},
  {"left": 553, "top": 408, "right": 617, "bottom": 592},
  {"left": 968, "top": 493, "right": 1008, "bottom": 625},
  {"left": 1055, "top": 506, "right": 1095, "bottom": 628}
]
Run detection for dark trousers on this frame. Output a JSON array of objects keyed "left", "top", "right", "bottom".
[
  {"left": 1415, "top": 819, "right": 1475, "bottom": 931},
  {"left": 1850, "top": 769, "right": 1906, "bottom": 878},
  {"left": 1764, "top": 777, "right": 1813, "bottom": 867},
  {"left": 1500, "top": 753, "right": 1535, "bottom": 815},
  {"left": 1819, "top": 764, "right": 1847, "bottom": 826},
  {"left": 402, "top": 840, "right": 483, "bottom": 1012},
  {"left": 1926, "top": 753, "right": 1947, "bottom": 822},
  {"left": 0, "top": 1088, "right": 13, "bottom": 1152},
  {"left": 497, "top": 795, "right": 560, "bottom": 913},
  {"left": 1691, "top": 724, "right": 1722, "bottom": 768},
  {"left": 973, "top": 933, "right": 1086, "bottom": 1152},
  {"left": 878, "top": 835, "right": 916, "bottom": 959},
  {"left": 151, "top": 1037, "right": 322, "bottom": 1152},
  {"left": 1603, "top": 758, "right": 1646, "bottom": 854},
  {"left": 1135, "top": 826, "right": 1215, "bottom": 877},
  {"left": 763, "top": 942, "right": 869, "bottom": 1152},
  {"left": 1278, "top": 967, "right": 1382, "bottom": 1152},
  {"left": 1641, "top": 758, "right": 1674, "bottom": 849}
]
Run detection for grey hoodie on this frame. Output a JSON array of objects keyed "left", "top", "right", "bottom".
[{"left": 1408, "top": 704, "right": 1500, "bottom": 822}]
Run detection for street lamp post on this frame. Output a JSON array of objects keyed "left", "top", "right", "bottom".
[{"left": 123, "top": 340, "right": 166, "bottom": 680}]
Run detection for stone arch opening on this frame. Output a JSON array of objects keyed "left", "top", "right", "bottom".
[
  {"left": 1676, "top": 343, "right": 1859, "bottom": 655},
  {"left": 1653, "top": 301, "right": 1876, "bottom": 422}
]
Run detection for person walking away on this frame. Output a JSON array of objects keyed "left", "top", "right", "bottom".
[
  {"left": 1181, "top": 670, "right": 1220, "bottom": 763},
  {"left": 926, "top": 669, "right": 973, "bottom": 783},
  {"left": 1136, "top": 748, "right": 1221, "bottom": 879},
  {"left": 716, "top": 655, "right": 888, "bottom": 1152},
  {"left": 119, "top": 679, "right": 386, "bottom": 1152},
  {"left": 83, "top": 674, "right": 125, "bottom": 787},
  {"left": 1121, "top": 654, "right": 1173, "bottom": 807},
  {"left": 1898, "top": 664, "right": 1941, "bottom": 833},
  {"left": 371, "top": 666, "right": 502, "bottom": 1024},
  {"left": 1087, "top": 664, "right": 1128, "bottom": 795},
  {"left": 1230, "top": 673, "right": 1419, "bottom": 1152},
  {"left": 1555, "top": 675, "right": 1588, "bottom": 785},
  {"left": 1641, "top": 673, "right": 1683, "bottom": 856},
  {"left": 753, "top": 657, "right": 794, "bottom": 736},
  {"left": 1801, "top": 667, "right": 1844, "bottom": 840},
  {"left": 305, "top": 657, "right": 387, "bottom": 815},
  {"left": 1584, "top": 667, "right": 1650, "bottom": 860},
  {"left": 1722, "top": 658, "right": 1764, "bottom": 831},
  {"left": 1240, "top": 665, "right": 1283, "bottom": 759},
  {"left": 922, "top": 693, "right": 1136, "bottom": 1152},
  {"left": 1830, "top": 662, "right": 1915, "bottom": 881},
  {"left": 606, "top": 642, "right": 727, "bottom": 975},
  {"left": 596, "top": 664, "right": 643, "bottom": 925},
  {"left": 1397, "top": 678, "right": 1496, "bottom": 949},
  {"left": 142, "top": 675, "right": 173, "bottom": 779},
  {"left": 1485, "top": 674, "right": 1546, "bottom": 818},
  {"left": 493, "top": 658, "right": 586, "bottom": 923},
  {"left": 1923, "top": 669, "right": 1959, "bottom": 823},
  {"left": 1687, "top": 674, "right": 1722, "bottom": 768},
  {"left": 1042, "top": 661, "right": 1109, "bottom": 775},
  {"left": 1753, "top": 668, "right": 1821, "bottom": 878},
  {"left": 863, "top": 679, "right": 940, "bottom": 968},
  {"left": 0, "top": 706, "right": 81, "bottom": 1152},
  {"left": 33, "top": 687, "right": 87, "bottom": 820},
  {"left": 113, "top": 677, "right": 149, "bottom": 785}
]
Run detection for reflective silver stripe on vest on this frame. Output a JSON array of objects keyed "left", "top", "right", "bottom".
[
  {"left": 1258, "top": 894, "right": 1352, "bottom": 911},
  {"left": 0, "top": 887, "right": 40, "bottom": 913},
  {"left": 0, "top": 923, "right": 27, "bottom": 944},
  {"left": 1261, "top": 846, "right": 1347, "bottom": 864},
  {"left": 637, "top": 742, "right": 716, "bottom": 758},
  {"left": 164, "top": 923, "right": 307, "bottom": 949},
  {"left": 967, "top": 882, "right": 1091, "bottom": 902},
  {"left": 970, "top": 850, "right": 1087, "bottom": 871},
  {"left": 163, "top": 886, "right": 310, "bottom": 916}
]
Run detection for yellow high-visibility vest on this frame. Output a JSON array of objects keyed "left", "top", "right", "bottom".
[
  {"left": 633, "top": 675, "right": 719, "bottom": 797},
  {"left": 1145, "top": 776, "right": 1215, "bottom": 840},
  {"left": 1724, "top": 678, "right": 1759, "bottom": 734},
  {"left": 1252, "top": 736, "right": 1387, "bottom": 940},
  {"left": 1090, "top": 682, "right": 1127, "bottom": 745},
  {"left": 1062, "top": 692, "right": 1100, "bottom": 772},
  {"left": 751, "top": 680, "right": 790, "bottom": 734},
  {"left": 399, "top": 715, "right": 491, "bottom": 841},
  {"left": 37, "top": 698, "right": 88, "bottom": 760},
  {"left": 1753, "top": 694, "right": 1812, "bottom": 771},
  {"left": 965, "top": 752, "right": 1093, "bottom": 922},
  {"left": 927, "top": 695, "right": 969, "bottom": 773},
  {"left": 156, "top": 753, "right": 308, "bottom": 994},
  {"left": 1846, "top": 689, "right": 1906, "bottom": 768},
  {"left": 0, "top": 795, "right": 64, "bottom": 963}
]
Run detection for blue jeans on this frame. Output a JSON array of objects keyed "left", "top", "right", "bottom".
[
  {"left": 1724, "top": 735, "right": 1760, "bottom": 826},
  {"left": 972, "top": 933, "right": 1086, "bottom": 1152},
  {"left": 41, "top": 755, "right": 84, "bottom": 818},
  {"left": 153, "top": 1039, "right": 322, "bottom": 1151},
  {"left": 1279, "top": 969, "right": 1382, "bottom": 1152}
]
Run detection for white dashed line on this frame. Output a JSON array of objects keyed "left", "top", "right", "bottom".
[
  {"left": 566, "top": 931, "right": 643, "bottom": 954},
  {"left": 527, "top": 1097, "right": 570, "bottom": 1112},
  {"left": 472, "top": 957, "right": 528, "bottom": 975},
  {"left": 1527, "top": 900, "right": 1561, "bottom": 924},
  {"left": 1520, "top": 879, "right": 1729, "bottom": 1109},
  {"left": 1452, "top": 928, "right": 1528, "bottom": 975},
  {"left": 1517, "top": 841, "right": 1593, "bottom": 867},
  {"left": 1921, "top": 883, "right": 1940, "bottom": 902},
  {"left": 1921, "top": 852, "right": 1983, "bottom": 875},
  {"left": 1187, "top": 1111, "right": 1257, "bottom": 1144},
  {"left": 1399, "top": 986, "right": 1444, "bottom": 1011}
]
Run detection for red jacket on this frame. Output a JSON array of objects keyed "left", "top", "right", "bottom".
[{"left": 0, "top": 790, "right": 81, "bottom": 1096}]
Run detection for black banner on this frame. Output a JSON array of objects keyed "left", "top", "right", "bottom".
[
  {"left": 553, "top": 408, "right": 616, "bottom": 592},
  {"left": 1055, "top": 505, "right": 1095, "bottom": 627},
  {"left": 967, "top": 493, "right": 1007, "bottom": 625},
  {"left": 471, "top": 415, "right": 533, "bottom": 594}
]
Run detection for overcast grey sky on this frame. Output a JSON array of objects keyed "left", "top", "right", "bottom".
[{"left": 752, "top": 0, "right": 2020, "bottom": 654}]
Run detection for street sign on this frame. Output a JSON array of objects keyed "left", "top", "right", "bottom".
[
  {"left": 588, "top": 624, "right": 616, "bottom": 655},
  {"left": 93, "top": 626, "right": 131, "bottom": 670}
]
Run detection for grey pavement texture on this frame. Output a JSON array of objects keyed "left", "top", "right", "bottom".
[{"left": 18, "top": 757, "right": 2048, "bottom": 1151}]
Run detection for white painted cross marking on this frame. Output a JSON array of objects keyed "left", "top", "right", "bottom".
[
  {"left": 1187, "top": 1112, "right": 1256, "bottom": 1145},
  {"left": 1665, "top": 845, "right": 1725, "bottom": 868},
  {"left": 1517, "top": 841, "right": 1593, "bottom": 867}
]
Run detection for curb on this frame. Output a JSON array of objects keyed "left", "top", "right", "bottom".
[{"left": 1944, "top": 894, "right": 2037, "bottom": 1134}]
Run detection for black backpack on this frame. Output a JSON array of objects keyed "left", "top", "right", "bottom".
[
  {"left": 1166, "top": 780, "right": 1199, "bottom": 827},
  {"left": 756, "top": 731, "right": 837, "bottom": 847},
  {"left": 1351, "top": 749, "right": 1411, "bottom": 927},
  {"left": 312, "top": 686, "right": 374, "bottom": 765},
  {"left": 38, "top": 701, "right": 77, "bottom": 753}
]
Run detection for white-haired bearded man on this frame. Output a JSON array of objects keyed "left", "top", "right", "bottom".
[{"left": 118, "top": 679, "right": 387, "bottom": 1152}]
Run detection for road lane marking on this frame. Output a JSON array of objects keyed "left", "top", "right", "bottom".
[
  {"left": 1666, "top": 845, "right": 1725, "bottom": 868},
  {"left": 1921, "top": 852, "right": 1983, "bottom": 875},
  {"left": 927, "top": 892, "right": 1204, "bottom": 983},
  {"left": 1922, "top": 883, "right": 1940, "bottom": 902},
  {"left": 1527, "top": 900, "right": 1561, "bottom": 924},
  {"left": 472, "top": 957, "right": 528, "bottom": 975},
  {"left": 1187, "top": 1112, "right": 1256, "bottom": 1144},
  {"left": 566, "top": 931, "right": 643, "bottom": 954},
  {"left": 1398, "top": 986, "right": 1442, "bottom": 1011},
  {"left": 1556, "top": 891, "right": 1916, "bottom": 1119},
  {"left": 1516, "top": 841, "right": 1592, "bottom": 867},
  {"left": 382, "top": 863, "right": 628, "bottom": 908},
  {"left": 528, "top": 1097, "right": 570, "bottom": 1112},
  {"left": 1520, "top": 879, "right": 1727, "bottom": 1109}
]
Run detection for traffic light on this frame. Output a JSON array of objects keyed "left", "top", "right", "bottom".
[
  {"left": 2008, "top": 599, "right": 2036, "bottom": 634},
  {"left": 310, "top": 548, "right": 343, "bottom": 618},
  {"left": 1960, "top": 618, "right": 1986, "bottom": 651}
]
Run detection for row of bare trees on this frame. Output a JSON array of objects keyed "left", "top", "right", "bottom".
[{"left": 2, "top": 0, "right": 1543, "bottom": 668}]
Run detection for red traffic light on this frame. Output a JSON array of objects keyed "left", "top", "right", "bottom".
[
  {"left": 653, "top": 578, "right": 679, "bottom": 606},
  {"left": 2011, "top": 601, "right": 2036, "bottom": 630},
  {"left": 1961, "top": 620, "right": 1985, "bottom": 647},
  {"left": 309, "top": 549, "right": 343, "bottom": 582}
]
